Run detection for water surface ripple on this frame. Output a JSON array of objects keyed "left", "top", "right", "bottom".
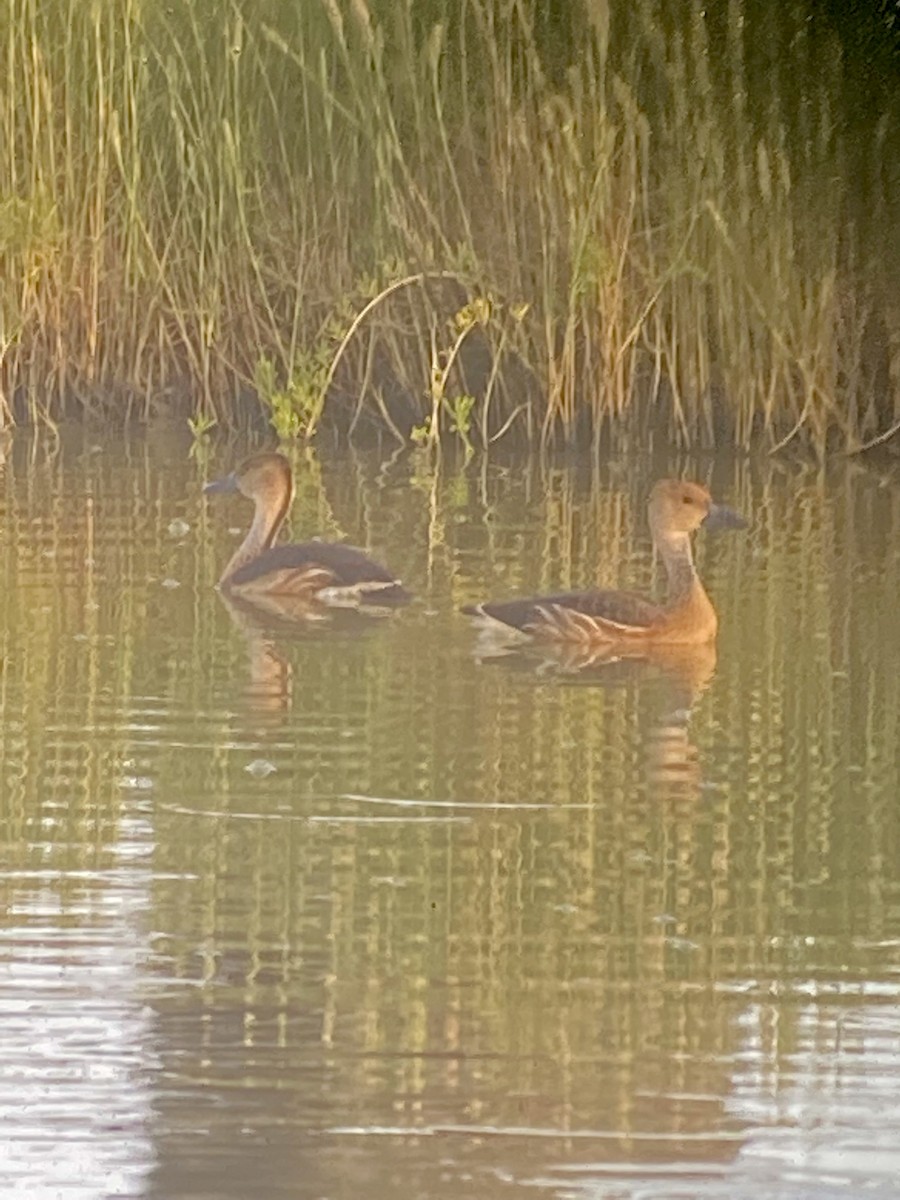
[{"left": 0, "top": 429, "right": 898, "bottom": 1199}]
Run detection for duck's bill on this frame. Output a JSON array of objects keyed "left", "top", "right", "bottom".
[
  {"left": 704, "top": 502, "right": 747, "bottom": 531},
  {"left": 203, "top": 471, "right": 239, "bottom": 495}
]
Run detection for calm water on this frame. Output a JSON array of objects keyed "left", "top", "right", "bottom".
[{"left": 1, "top": 427, "right": 899, "bottom": 1200}]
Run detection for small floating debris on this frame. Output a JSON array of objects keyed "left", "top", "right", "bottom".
[
  {"left": 160, "top": 577, "right": 181, "bottom": 590},
  {"left": 626, "top": 849, "right": 652, "bottom": 865},
  {"left": 119, "top": 775, "right": 154, "bottom": 791},
  {"left": 666, "top": 936, "right": 700, "bottom": 953},
  {"left": 167, "top": 518, "right": 191, "bottom": 538},
  {"left": 245, "top": 758, "right": 277, "bottom": 778},
  {"left": 341, "top": 792, "right": 591, "bottom": 811},
  {"left": 309, "top": 815, "right": 469, "bottom": 825},
  {"left": 652, "top": 913, "right": 678, "bottom": 927}
]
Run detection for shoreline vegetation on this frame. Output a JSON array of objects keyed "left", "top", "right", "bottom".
[{"left": 0, "top": 0, "right": 898, "bottom": 453}]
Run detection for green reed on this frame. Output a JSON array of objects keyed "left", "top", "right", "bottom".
[{"left": 0, "top": 0, "right": 896, "bottom": 452}]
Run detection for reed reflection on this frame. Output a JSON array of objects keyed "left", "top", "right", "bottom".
[{"left": 3, "top": 430, "right": 899, "bottom": 1200}]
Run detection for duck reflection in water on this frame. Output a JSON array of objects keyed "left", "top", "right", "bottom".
[
  {"left": 238, "top": 625, "right": 293, "bottom": 718},
  {"left": 641, "top": 641, "right": 718, "bottom": 799},
  {"left": 473, "top": 625, "right": 720, "bottom": 800},
  {"left": 218, "top": 585, "right": 403, "bottom": 718},
  {"left": 204, "top": 451, "right": 410, "bottom": 613}
]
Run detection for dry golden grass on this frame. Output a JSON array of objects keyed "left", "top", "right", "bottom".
[{"left": 0, "top": 0, "right": 896, "bottom": 452}]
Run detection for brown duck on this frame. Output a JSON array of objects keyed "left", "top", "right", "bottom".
[
  {"left": 462, "top": 479, "right": 746, "bottom": 645},
  {"left": 204, "top": 452, "right": 409, "bottom": 604}
]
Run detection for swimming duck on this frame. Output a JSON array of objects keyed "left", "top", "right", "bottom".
[
  {"left": 204, "top": 452, "right": 409, "bottom": 604},
  {"left": 462, "top": 479, "right": 746, "bottom": 645}
]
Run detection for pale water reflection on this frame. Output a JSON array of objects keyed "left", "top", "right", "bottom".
[{"left": 0, "top": 427, "right": 898, "bottom": 1199}]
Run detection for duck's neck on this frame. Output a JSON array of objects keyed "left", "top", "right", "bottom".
[
  {"left": 655, "top": 529, "right": 699, "bottom": 606},
  {"left": 219, "top": 488, "right": 290, "bottom": 587}
]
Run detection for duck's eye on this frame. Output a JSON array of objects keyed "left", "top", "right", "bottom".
[{"left": 682, "top": 494, "right": 693, "bottom": 505}]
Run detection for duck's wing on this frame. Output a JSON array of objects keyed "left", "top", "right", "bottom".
[
  {"left": 228, "top": 541, "right": 410, "bottom": 603},
  {"left": 462, "top": 589, "right": 661, "bottom": 641}
]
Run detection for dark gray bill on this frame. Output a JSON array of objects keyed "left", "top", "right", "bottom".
[
  {"left": 704, "top": 502, "right": 747, "bottom": 532},
  {"left": 203, "top": 471, "right": 240, "bottom": 495}
]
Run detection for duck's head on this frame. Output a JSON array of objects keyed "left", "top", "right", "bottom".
[
  {"left": 648, "top": 479, "right": 747, "bottom": 537},
  {"left": 204, "top": 452, "right": 293, "bottom": 505}
]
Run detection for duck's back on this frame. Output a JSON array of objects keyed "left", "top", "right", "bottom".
[{"left": 463, "top": 588, "right": 661, "bottom": 636}]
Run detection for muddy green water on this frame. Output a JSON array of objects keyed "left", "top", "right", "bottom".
[{"left": 0, "top": 427, "right": 899, "bottom": 1200}]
